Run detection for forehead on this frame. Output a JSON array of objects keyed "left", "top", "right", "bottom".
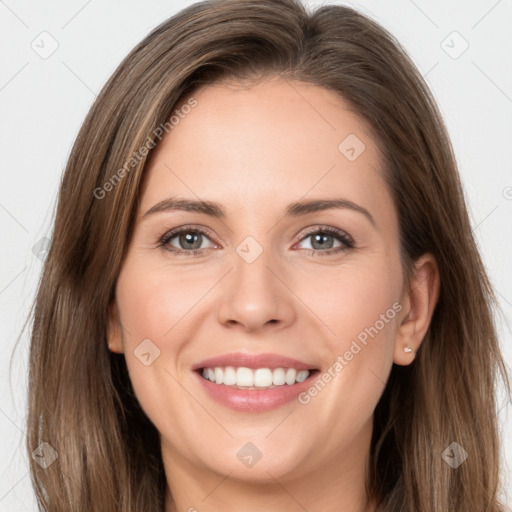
[{"left": 140, "top": 77, "right": 390, "bottom": 221}]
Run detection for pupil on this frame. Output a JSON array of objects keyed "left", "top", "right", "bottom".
[
  {"left": 180, "top": 232, "right": 202, "bottom": 250},
  {"left": 312, "top": 233, "right": 333, "bottom": 250}
]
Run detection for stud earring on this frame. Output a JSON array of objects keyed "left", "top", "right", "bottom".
[{"left": 403, "top": 345, "right": 413, "bottom": 353}]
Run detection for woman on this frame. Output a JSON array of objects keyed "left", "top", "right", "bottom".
[{"left": 26, "top": 0, "right": 510, "bottom": 510}]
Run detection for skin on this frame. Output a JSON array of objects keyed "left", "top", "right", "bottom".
[{"left": 108, "top": 76, "right": 439, "bottom": 512}]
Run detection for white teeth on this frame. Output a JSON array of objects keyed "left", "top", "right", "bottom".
[
  {"left": 200, "top": 366, "right": 311, "bottom": 388},
  {"left": 223, "top": 366, "right": 237, "bottom": 385},
  {"left": 236, "top": 367, "right": 253, "bottom": 386},
  {"left": 254, "top": 368, "right": 273, "bottom": 387},
  {"left": 285, "top": 368, "right": 297, "bottom": 385},
  {"left": 272, "top": 368, "right": 286, "bottom": 385},
  {"left": 296, "top": 370, "right": 309, "bottom": 383}
]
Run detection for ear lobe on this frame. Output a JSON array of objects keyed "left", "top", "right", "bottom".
[
  {"left": 393, "top": 253, "right": 440, "bottom": 365},
  {"left": 107, "top": 300, "right": 124, "bottom": 354}
]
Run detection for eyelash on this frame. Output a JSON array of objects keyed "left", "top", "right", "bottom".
[{"left": 156, "top": 224, "right": 355, "bottom": 257}]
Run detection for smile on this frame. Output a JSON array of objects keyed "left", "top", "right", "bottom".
[
  {"left": 193, "top": 367, "right": 320, "bottom": 412},
  {"left": 200, "top": 366, "right": 312, "bottom": 389}
]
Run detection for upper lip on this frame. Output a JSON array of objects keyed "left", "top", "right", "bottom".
[{"left": 192, "top": 352, "right": 318, "bottom": 371}]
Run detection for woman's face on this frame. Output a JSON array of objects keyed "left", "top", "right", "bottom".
[{"left": 109, "top": 77, "right": 409, "bottom": 485}]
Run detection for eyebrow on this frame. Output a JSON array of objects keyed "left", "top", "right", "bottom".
[{"left": 142, "top": 197, "right": 375, "bottom": 225}]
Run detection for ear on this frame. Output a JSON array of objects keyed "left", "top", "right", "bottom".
[
  {"left": 394, "top": 253, "right": 440, "bottom": 365},
  {"left": 107, "top": 300, "right": 124, "bottom": 354}
]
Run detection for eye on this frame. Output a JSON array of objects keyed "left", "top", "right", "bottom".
[
  {"left": 295, "top": 226, "right": 354, "bottom": 255},
  {"left": 158, "top": 225, "right": 218, "bottom": 255},
  {"left": 157, "top": 224, "right": 354, "bottom": 257}
]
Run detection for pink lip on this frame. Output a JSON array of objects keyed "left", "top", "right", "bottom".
[
  {"left": 191, "top": 352, "right": 317, "bottom": 371},
  {"left": 192, "top": 369, "right": 319, "bottom": 412}
]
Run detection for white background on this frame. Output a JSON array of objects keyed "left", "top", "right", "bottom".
[{"left": 1, "top": 0, "right": 511, "bottom": 509}]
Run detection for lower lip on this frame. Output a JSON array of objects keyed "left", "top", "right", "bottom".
[{"left": 193, "top": 370, "right": 319, "bottom": 412}]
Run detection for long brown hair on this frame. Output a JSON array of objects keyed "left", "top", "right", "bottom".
[{"left": 24, "top": 0, "right": 510, "bottom": 510}]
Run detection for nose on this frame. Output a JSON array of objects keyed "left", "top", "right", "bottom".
[{"left": 216, "top": 244, "right": 296, "bottom": 333}]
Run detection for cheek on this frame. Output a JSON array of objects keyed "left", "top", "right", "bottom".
[
  {"left": 331, "top": 279, "right": 400, "bottom": 357},
  {"left": 115, "top": 258, "right": 213, "bottom": 345},
  {"left": 296, "top": 257, "right": 401, "bottom": 412},
  {"left": 295, "top": 280, "right": 399, "bottom": 448},
  {"left": 299, "top": 257, "right": 401, "bottom": 353},
  {"left": 113, "top": 260, "right": 200, "bottom": 427},
  {"left": 113, "top": 257, "right": 224, "bottom": 412}
]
